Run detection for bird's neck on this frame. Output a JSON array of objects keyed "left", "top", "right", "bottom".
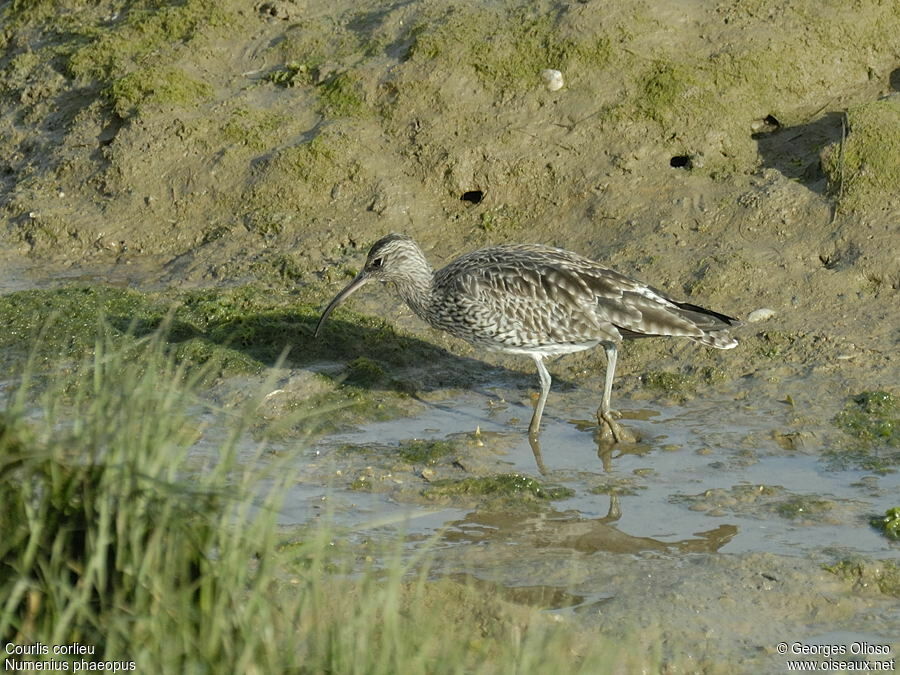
[{"left": 393, "top": 264, "right": 435, "bottom": 321}]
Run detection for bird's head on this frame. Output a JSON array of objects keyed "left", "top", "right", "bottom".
[{"left": 314, "top": 233, "right": 428, "bottom": 337}]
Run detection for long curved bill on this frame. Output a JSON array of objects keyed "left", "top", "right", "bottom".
[{"left": 314, "top": 272, "right": 370, "bottom": 337}]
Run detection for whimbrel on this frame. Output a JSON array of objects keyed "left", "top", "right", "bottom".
[{"left": 315, "top": 233, "right": 738, "bottom": 441}]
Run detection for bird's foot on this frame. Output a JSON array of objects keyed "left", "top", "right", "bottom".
[{"left": 597, "top": 410, "right": 638, "bottom": 444}]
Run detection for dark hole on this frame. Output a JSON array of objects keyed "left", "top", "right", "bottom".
[
  {"left": 764, "top": 114, "right": 781, "bottom": 128},
  {"left": 819, "top": 253, "right": 839, "bottom": 269},
  {"left": 460, "top": 190, "right": 484, "bottom": 204},
  {"left": 669, "top": 155, "right": 692, "bottom": 169},
  {"left": 890, "top": 67, "right": 900, "bottom": 92}
]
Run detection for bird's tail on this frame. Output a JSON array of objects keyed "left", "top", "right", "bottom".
[
  {"left": 695, "top": 330, "right": 739, "bottom": 350},
  {"left": 672, "top": 300, "right": 740, "bottom": 350}
]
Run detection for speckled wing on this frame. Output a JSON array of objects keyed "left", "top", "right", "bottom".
[
  {"left": 431, "top": 245, "right": 736, "bottom": 350},
  {"left": 430, "top": 245, "right": 618, "bottom": 349}
]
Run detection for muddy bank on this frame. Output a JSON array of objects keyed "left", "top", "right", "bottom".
[{"left": 2, "top": 0, "right": 898, "bottom": 392}]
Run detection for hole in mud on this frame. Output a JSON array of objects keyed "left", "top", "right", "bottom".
[
  {"left": 890, "top": 67, "right": 900, "bottom": 92},
  {"left": 460, "top": 190, "right": 484, "bottom": 204},
  {"left": 819, "top": 253, "right": 839, "bottom": 269},
  {"left": 669, "top": 155, "right": 692, "bottom": 169},
  {"left": 750, "top": 115, "right": 782, "bottom": 137}
]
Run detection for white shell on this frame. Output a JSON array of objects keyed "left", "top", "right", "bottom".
[
  {"left": 541, "top": 69, "right": 564, "bottom": 92},
  {"left": 746, "top": 308, "right": 777, "bottom": 323}
]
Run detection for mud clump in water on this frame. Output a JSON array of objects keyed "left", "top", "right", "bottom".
[{"left": 425, "top": 474, "right": 574, "bottom": 507}]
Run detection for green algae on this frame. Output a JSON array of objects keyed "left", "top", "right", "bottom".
[
  {"left": 266, "top": 62, "right": 311, "bottom": 88},
  {"left": 642, "top": 371, "right": 695, "bottom": 396},
  {"left": 870, "top": 507, "right": 900, "bottom": 541},
  {"left": 222, "top": 108, "right": 290, "bottom": 152},
  {"left": 833, "top": 391, "right": 898, "bottom": 446},
  {"left": 826, "top": 391, "right": 899, "bottom": 474},
  {"left": 396, "top": 439, "right": 457, "bottom": 465},
  {"left": 589, "top": 477, "right": 646, "bottom": 497},
  {"left": 266, "top": 63, "right": 366, "bottom": 118},
  {"left": 670, "top": 485, "right": 785, "bottom": 516},
  {"left": 406, "top": 4, "right": 611, "bottom": 95},
  {"left": 0, "top": 283, "right": 451, "bottom": 382},
  {"left": 822, "top": 97, "right": 900, "bottom": 214},
  {"left": 424, "top": 474, "right": 574, "bottom": 505},
  {"left": 773, "top": 495, "right": 835, "bottom": 521},
  {"left": 270, "top": 15, "right": 362, "bottom": 71},
  {"left": 0, "top": 286, "right": 165, "bottom": 360},
  {"left": 0, "top": 283, "right": 446, "bottom": 435},
  {"left": 64, "top": 0, "right": 230, "bottom": 85},
  {"left": 318, "top": 71, "right": 366, "bottom": 117},
  {"left": 755, "top": 330, "right": 800, "bottom": 359},
  {"left": 107, "top": 65, "right": 212, "bottom": 117},
  {"left": 337, "top": 438, "right": 459, "bottom": 470},
  {"left": 344, "top": 357, "right": 386, "bottom": 387},
  {"left": 0, "top": 285, "right": 271, "bottom": 378},
  {"left": 639, "top": 62, "right": 706, "bottom": 127},
  {"left": 241, "top": 127, "right": 357, "bottom": 236},
  {"left": 824, "top": 558, "right": 900, "bottom": 597}
]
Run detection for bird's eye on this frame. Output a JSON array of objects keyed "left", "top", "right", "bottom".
[{"left": 370, "top": 257, "right": 383, "bottom": 268}]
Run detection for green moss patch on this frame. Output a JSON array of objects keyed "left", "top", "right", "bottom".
[
  {"left": 395, "top": 439, "right": 457, "bottom": 465},
  {"left": 833, "top": 391, "right": 898, "bottom": 446},
  {"left": 318, "top": 71, "right": 366, "bottom": 117},
  {"left": 241, "top": 127, "right": 360, "bottom": 236},
  {"left": 0, "top": 283, "right": 463, "bottom": 385},
  {"left": 338, "top": 438, "right": 459, "bottom": 470},
  {"left": 870, "top": 507, "right": 900, "bottom": 541},
  {"left": 0, "top": 286, "right": 165, "bottom": 360},
  {"left": 222, "top": 108, "right": 291, "bottom": 152},
  {"left": 65, "top": 0, "right": 230, "bottom": 85},
  {"left": 266, "top": 62, "right": 311, "bottom": 88},
  {"left": 639, "top": 62, "right": 706, "bottom": 127},
  {"left": 826, "top": 391, "right": 899, "bottom": 474},
  {"left": 344, "top": 357, "right": 387, "bottom": 387},
  {"left": 642, "top": 371, "right": 695, "bottom": 396},
  {"left": 407, "top": 5, "right": 611, "bottom": 96},
  {"left": 668, "top": 485, "right": 845, "bottom": 523},
  {"left": 754, "top": 330, "right": 800, "bottom": 359},
  {"left": 107, "top": 65, "right": 212, "bottom": 117},
  {"left": 825, "top": 558, "right": 900, "bottom": 597}
]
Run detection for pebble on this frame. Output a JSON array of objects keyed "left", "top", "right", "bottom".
[{"left": 541, "top": 69, "right": 564, "bottom": 91}]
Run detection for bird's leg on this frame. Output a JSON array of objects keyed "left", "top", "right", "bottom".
[
  {"left": 528, "top": 355, "right": 551, "bottom": 438},
  {"left": 597, "top": 344, "right": 637, "bottom": 443},
  {"left": 527, "top": 433, "right": 549, "bottom": 476}
]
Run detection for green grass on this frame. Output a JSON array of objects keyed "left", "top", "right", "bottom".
[
  {"left": 0, "top": 320, "right": 638, "bottom": 672},
  {"left": 1, "top": 324, "right": 293, "bottom": 668}
]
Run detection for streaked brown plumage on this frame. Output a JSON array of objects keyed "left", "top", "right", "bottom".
[{"left": 315, "top": 233, "right": 739, "bottom": 441}]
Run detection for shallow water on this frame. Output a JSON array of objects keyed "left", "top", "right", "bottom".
[
  {"left": 274, "top": 383, "right": 899, "bottom": 669},
  {"left": 291, "top": 386, "right": 900, "bottom": 561}
]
